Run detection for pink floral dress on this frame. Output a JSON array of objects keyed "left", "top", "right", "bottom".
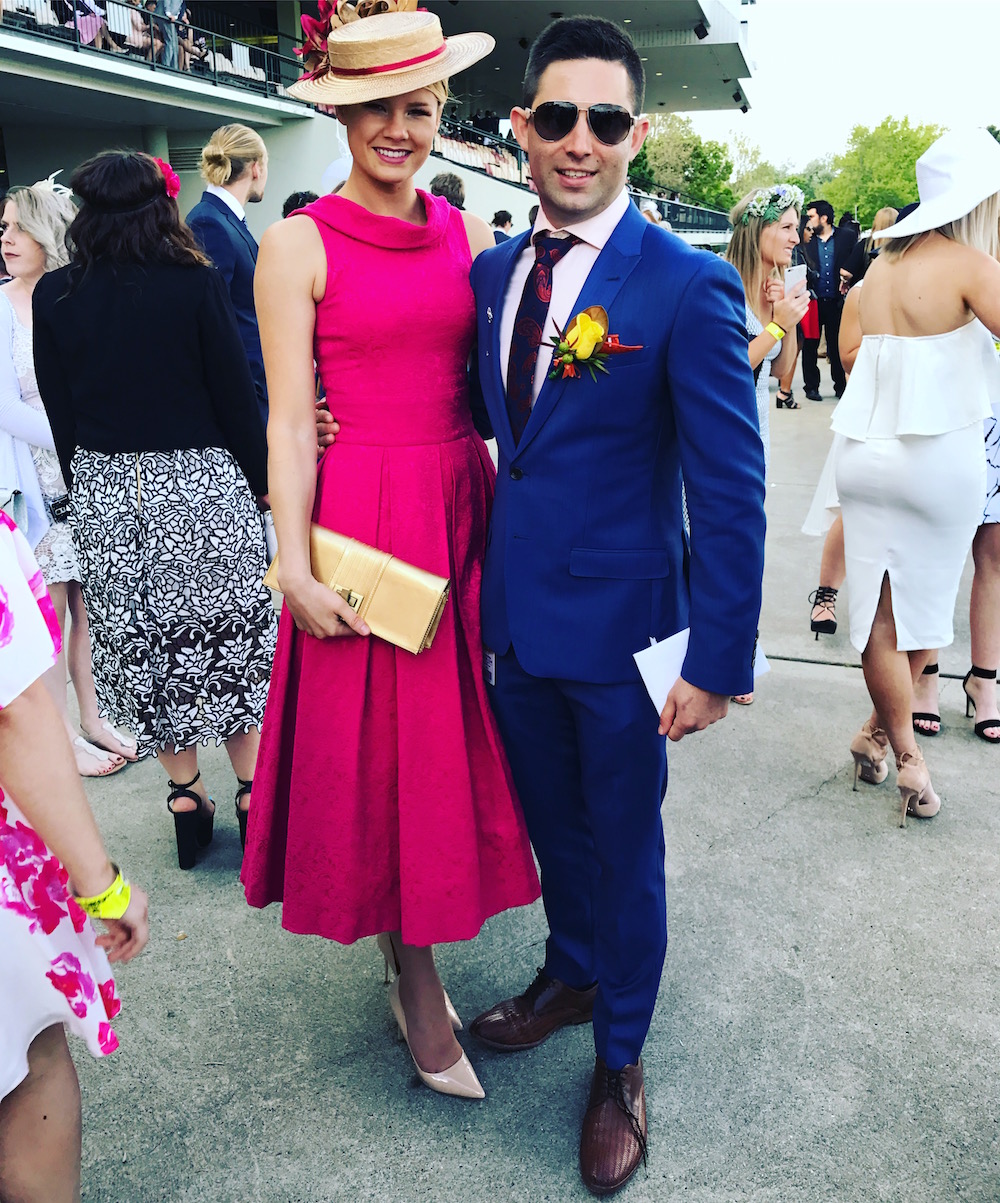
[{"left": 0, "top": 511, "right": 121, "bottom": 1101}]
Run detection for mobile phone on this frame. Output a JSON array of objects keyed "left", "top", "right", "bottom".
[{"left": 784, "top": 263, "right": 807, "bottom": 296}]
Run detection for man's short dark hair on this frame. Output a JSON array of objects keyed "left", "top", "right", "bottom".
[
  {"left": 808, "top": 199, "right": 835, "bottom": 224},
  {"left": 429, "top": 172, "right": 465, "bottom": 210},
  {"left": 522, "top": 16, "right": 645, "bottom": 113},
  {"left": 282, "top": 190, "right": 318, "bottom": 219},
  {"left": 492, "top": 210, "right": 512, "bottom": 227},
  {"left": 528, "top": 204, "right": 539, "bottom": 225}
]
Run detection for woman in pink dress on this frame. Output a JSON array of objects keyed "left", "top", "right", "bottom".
[
  {"left": 241, "top": 6, "right": 540, "bottom": 1101},
  {"left": 0, "top": 511, "right": 148, "bottom": 1201}
]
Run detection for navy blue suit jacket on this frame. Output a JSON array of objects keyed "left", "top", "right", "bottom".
[
  {"left": 471, "top": 202, "right": 766, "bottom": 692},
  {"left": 186, "top": 191, "right": 267, "bottom": 424}
]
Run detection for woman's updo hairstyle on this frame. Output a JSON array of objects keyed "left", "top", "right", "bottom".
[
  {"left": 200, "top": 123, "right": 267, "bottom": 186},
  {"left": 65, "top": 150, "right": 209, "bottom": 285}
]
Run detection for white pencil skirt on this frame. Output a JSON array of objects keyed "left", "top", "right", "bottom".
[{"left": 835, "top": 424, "right": 986, "bottom": 653}]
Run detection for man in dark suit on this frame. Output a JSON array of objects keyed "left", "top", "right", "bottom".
[
  {"left": 185, "top": 125, "right": 269, "bottom": 428},
  {"left": 802, "top": 198, "right": 857, "bottom": 400},
  {"left": 467, "top": 16, "right": 765, "bottom": 1195}
]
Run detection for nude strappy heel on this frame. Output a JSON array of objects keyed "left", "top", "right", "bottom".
[
  {"left": 895, "top": 748, "right": 940, "bottom": 827},
  {"left": 849, "top": 719, "right": 889, "bottom": 789}
]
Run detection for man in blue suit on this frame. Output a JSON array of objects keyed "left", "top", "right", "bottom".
[
  {"left": 186, "top": 124, "right": 269, "bottom": 429},
  {"left": 467, "top": 17, "right": 766, "bottom": 1195}
]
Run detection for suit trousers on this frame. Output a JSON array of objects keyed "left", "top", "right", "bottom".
[
  {"left": 802, "top": 295, "right": 846, "bottom": 395},
  {"left": 488, "top": 647, "right": 668, "bottom": 1069}
]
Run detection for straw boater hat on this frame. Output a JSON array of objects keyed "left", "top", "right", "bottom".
[
  {"left": 289, "top": 3, "right": 494, "bottom": 106},
  {"left": 873, "top": 127, "right": 1000, "bottom": 240}
]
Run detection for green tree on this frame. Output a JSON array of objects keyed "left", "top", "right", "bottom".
[
  {"left": 729, "top": 134, "right": 779, "bottom": 200},
  {"left": 643, "top": 113, "right": 697, "bottom": 194},
  {"left": 825, "top": 117, "right": 943, "bottom": 225},
  {"left": 989, "top": 124, "right": 1000, "bottom": 143},
  {"left": 627, "top": 141, "right": 656, "bottom": 193},
  {"left": 786, "top": 156, "right": 835, "bottom": 202},
  {"left": 684, "top": 138, "right": 735, "bottom": 212}
]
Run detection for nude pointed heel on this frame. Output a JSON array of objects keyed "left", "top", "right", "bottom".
[
  {"left": 850, "top": 720, "right": 889, "bottom": 790},
  {"left": 376, "top": 933, "right": 462, "bottom": 1030},
  {"left": 387, "top": 979, "right": 485, "bottom": 1099},
  {"left": 895, "top": 748, "right": 940, "bottom": 827}
]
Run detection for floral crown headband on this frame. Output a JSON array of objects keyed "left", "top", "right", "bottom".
[
  {"left": 741, "top": 184, "right": 804, "bottom": 226},
  {"left": 85, "top": 156, "right": 181, "bottom": 215}
]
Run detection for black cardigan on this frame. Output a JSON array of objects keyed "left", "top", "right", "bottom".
[{"left": 32, "top": 260, "right": 268, "bottom": 496}]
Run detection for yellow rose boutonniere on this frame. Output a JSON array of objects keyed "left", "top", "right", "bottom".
[{"left": 547, "top": 306, "right": 644, "bottom": 381}]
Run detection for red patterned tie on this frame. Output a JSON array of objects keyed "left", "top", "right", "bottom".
[{"left": 505, "top": 232, "right": 581, "bottom": 444}]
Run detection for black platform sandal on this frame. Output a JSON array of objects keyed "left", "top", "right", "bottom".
[
  {"left": 166, "top": 771, "right": 214, "bottom": 870},
  {"left": 235, "top": 778, "right": 253, "bottom": 850},
  {"left": 912, "top": 662, "right": 941, "bottom": 736},
  {"left": 776, "top": 388, "right": 800, "bottom": 409},
  {"left": 963, "top": 666, "right": 1000, "bottom": 743},
  {"left": 808, "top": 585, "right": 838, "bottom": 638}
]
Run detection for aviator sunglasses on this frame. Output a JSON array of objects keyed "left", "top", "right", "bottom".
[{"left": 525, "top": 101, "right": 636, "bottom": 147}]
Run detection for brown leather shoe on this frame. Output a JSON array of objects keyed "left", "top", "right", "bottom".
[
  {"left": 469, "top": 970, "right": 597, "bottom": 1051},
  {"left": 579, "top": 1057, "right": 647, "bottom": 1196}
]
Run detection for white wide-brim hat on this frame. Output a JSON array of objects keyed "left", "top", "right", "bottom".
[
  {"left": 873, "top": 127, "right": 1000, "bottom": 239},
  {"left": 289, "top": 10, "right": 494, "bottom": 105}
]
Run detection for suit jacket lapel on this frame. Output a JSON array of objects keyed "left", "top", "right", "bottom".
[{"left": 515, "top": 203, "right": 646, "bottom": 456}]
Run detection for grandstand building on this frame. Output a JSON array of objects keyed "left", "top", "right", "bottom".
[{"left": 0, "top": 0, "right": 753, "bottom": 240}]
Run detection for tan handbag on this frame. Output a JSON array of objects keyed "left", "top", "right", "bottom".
[{"left": 263, "top": 525, "right": 450, "bottom": 655}]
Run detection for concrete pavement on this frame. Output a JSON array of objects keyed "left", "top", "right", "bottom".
[{"left": 74, "top": 358, "right": 1000, "bottom": 1203}]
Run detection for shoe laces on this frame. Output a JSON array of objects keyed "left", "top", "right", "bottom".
[
  {"left": 808, "top": 585, "right": 838, "bottom": 610},
  {"left": 604, "top": 1067, "right": 648, "bottom": 1168}
]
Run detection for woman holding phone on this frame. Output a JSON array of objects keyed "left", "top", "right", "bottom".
[{"left": 726, "top": 185, "right": 811, "bottom": 464}]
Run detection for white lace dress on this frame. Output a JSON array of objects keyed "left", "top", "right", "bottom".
[{"left": 0, "top": 291, "right": 80, "bottom": 584}]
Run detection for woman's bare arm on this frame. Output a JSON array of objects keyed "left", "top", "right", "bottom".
[{"left": 255, "top": 216, "right": 369, "bottom": 639}]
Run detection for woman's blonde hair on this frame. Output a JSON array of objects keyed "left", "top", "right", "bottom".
[
  {"left": 2, "top": 183, "right": 76, "bottom": 271},
  {"left": 200, "top": 123, "right": 267, "bottom": 186},
  {"left": 726, "top": 188, "right": 801, "bottom": 318},
  {"left": 881, "top": 192, "right": 1000, "bottom": 262},
  {"left": 863, "top": 205, "right": 897, "bottom": 256}
]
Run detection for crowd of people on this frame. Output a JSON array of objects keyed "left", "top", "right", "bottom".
[{"left": 0, "top": 3, "right": 998, "bottom": 1199}]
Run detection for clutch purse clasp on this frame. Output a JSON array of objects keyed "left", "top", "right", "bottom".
[{"left": 334, "top": 585, "right": 364, "bottom": 612}]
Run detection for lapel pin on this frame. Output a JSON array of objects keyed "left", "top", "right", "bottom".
[{"left": 487, "top": 306, "right": 493, "bottom": 324}]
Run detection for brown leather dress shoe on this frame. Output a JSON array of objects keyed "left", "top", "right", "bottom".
[
  {"left": 469, "top": 970, "right": 597, "bottom": 1051},
  {"left": 579, "top": 1057, "right": 647, "bottom": 1196}
]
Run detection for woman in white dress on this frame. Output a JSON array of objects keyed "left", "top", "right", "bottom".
[
  {"left": 834, "top": 128, "right": 1000, "bottom": 823},
  {"left": 0, "top": 178, "right": 136, "bottom": 776},
  {"left": 725, "top": 185, "right": 810, "bottom": 703}
]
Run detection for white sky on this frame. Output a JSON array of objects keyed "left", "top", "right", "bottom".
[{"left": 683, "top": 0, "right": 1000, "bottom": 171}]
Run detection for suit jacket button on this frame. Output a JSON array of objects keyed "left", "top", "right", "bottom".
[{"left": 509, "top": 467, "right": 523, "bottom": 480}]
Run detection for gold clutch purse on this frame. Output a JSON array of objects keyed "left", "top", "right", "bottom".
[{"left": 263, "top": 525, "right": 450, "bottom": 655}]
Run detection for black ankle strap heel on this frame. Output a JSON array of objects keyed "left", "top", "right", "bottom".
[
  {"left": 235, "top": 777, "right": 253, "bottom": 851},
  {"left": 963, "top": 666, "right": 1000, "bottom": 743},
  {"left": 166, "top": 771, "right": 214, "bottom": 870},
  {"left": 808, "top": 585, "right": 838, "bottom": 639}
]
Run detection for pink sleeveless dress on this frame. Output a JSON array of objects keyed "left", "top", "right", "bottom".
[{"left": 241, "top": 192, "right": 540, "bottom": 946}]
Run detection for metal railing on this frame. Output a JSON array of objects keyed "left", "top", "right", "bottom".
[
  {"left": 0, "top": 0, "right": 306, "bottom": 102},
  {"left": 434, "top": 116, "right": 731, "bottom": 238}
]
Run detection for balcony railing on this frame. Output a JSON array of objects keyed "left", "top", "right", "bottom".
[
  {"left": 0, "top": 0, "right": 306, "bottom": 102},
  {"left": 434, "top": 116, "right": 731, "bottom": 238}
]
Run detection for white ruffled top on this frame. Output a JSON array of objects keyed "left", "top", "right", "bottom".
[{"left": 831, "top": 318, "right": 999, "bottom": 440}]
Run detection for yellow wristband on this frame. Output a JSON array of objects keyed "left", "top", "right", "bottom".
[
  {"left": 765, "top": 321, "right": 786, "bottom": 340},
  {"left": 74, "top": 865, "right": 131, "bottom": 920}
]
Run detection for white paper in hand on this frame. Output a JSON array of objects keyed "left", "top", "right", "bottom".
[{"left": 633, "top": 630, "right": 771, "bottom": 716}]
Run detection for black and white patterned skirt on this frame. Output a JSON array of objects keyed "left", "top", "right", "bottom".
[{"left": 69, "top": 447, "right": 277, "bottom": 757}]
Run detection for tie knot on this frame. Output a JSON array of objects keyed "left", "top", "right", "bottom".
[{"left": 533, "top": 231, "right": 580, "bottom": 267}]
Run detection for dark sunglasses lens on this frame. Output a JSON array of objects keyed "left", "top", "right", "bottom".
[
  {"left": 588, "top": 105, "right": 633, "bottom": 145},
  {"left": 532, "top": 102, "right": 579, "bottom": 141}
]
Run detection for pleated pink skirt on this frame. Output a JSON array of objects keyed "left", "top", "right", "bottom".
[{"left": 241, "top": 434, "right": 540, "bottom": 946}]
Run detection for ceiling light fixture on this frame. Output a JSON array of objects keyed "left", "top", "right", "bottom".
[
  {"left": 740, "top": 104, "right": 748, "bottom": 114},
  {"left": 732, "top": 90, "right": 742, "bottom": 102},
  {"left": 694, "top": 20, "right": 708, "bottom": 39}
]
